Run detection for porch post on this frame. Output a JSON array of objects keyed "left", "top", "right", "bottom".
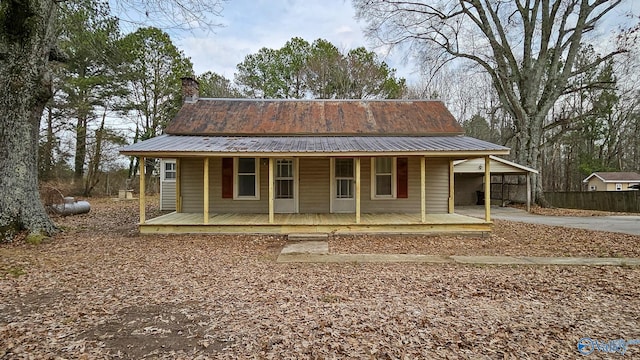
[
  {"left": 139, "top": 157, "right": 145, "bottom": 224},
  {"left": 484, "top": 155, "right": 491, "bottom": 222},
  {"left": 448, "top": 159, "right": 454, "bottom": 214},
  {"left": 421, "top": 157, "right": 426, "bottom": 222},
  {"left": 268, "top": 158, "right": 274, "bottom": 224},
  {"left": 526, "top": 173, "right": 532, "bottom": 212},
  {"left": 176, "top": 158, "right": 181, "bottom": 212},
  {"left": 355, "top": 157, "right": 361, "bottom": 224},
  {"left": 203, "top": 157, "right": 209, "bottom": 224}
]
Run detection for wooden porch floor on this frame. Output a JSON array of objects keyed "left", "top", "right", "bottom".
[{"left": 140, "top": 212, "right": 491, "bottom": 235}]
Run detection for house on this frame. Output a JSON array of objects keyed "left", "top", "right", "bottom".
[
  {"left": 161, "top": 155, "right": 538, "bottom": 211},
  {"left": 453, "top": 156, "right": 538, "bottom": 211},
  {"left": 583, "top": 172, "right": 640, "bottom": 191},
  {"left": 119, "top": 78, "right": 510, "bottom": 234}
]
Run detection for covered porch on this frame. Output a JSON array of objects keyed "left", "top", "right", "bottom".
[
  {"left": 136, "top": 154, "right": 496, "bottom": 235},
  {"left": 140, "top": 211, "right": 491, "bottom": 234}
]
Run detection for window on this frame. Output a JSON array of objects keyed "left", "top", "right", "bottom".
[
  {"left": 373, "top": 157, "right": 395, "bottom": 198},
  {"left": 335, "top": 158, "right": 354, "bottom": 199},
  {"left": 164, "top": 161, "right": 176, "bottom": 180},
  {"left": 235, "top": 158, "right": 259, "bottom": 199},
  {"left": 589, "top": 185, "right": 597, "bottom": 191},
  {"left": 616, "top": 183, "right": 622, "bottom": 191}
]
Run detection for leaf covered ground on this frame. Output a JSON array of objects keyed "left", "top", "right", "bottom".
[{"left": 1, "top": 198, "right": 639, "bottom": 359}]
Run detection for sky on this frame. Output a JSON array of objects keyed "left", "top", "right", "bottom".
[
  {"left": 109, "top": 0, "right": 640, "bottom": 94},
  {"left": 173, "top": 0, "right": 418, "bottom": 84},
  {"left": 168, "top": 0, "right": 639, "bottom": 89}
]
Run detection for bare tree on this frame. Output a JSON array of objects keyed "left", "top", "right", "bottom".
[{"left": 354, "top": 0, "right": 633, "bottom": 204}]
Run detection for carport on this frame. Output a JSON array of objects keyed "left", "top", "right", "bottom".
[{"left": 454, "top": 156, "right": 538, "bottom": 212}]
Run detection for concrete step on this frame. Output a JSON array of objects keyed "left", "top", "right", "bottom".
[
  {"left": 280, "top": 241, "right": 329, "bottom": 255},
  {"left": 287, "top": 233, "right": 329, "bottom": 242}
]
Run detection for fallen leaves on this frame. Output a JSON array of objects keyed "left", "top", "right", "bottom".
[{"left": 0, "top": 197, "right": 638, "bottom": 358}]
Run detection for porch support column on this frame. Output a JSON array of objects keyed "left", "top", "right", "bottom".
[
  {"left": 176, "top": 158, "right": 182, "bottom": 212},
  {"left": 355, "top": 157, "right": 361, "bottom": 224},
  {"left": 484, "top": 155, "right": 491, "bottom": 222},
  {"left": 448, "top": 159, "right": 454, "bottom": 214},
  {"left": 269, "top": 158, "right": 274, "bottom": 224},
  {"left": 139, "top": 157, "right": 145, "bottom": 224},
  {"left": 526, "top": 173, "right": 532, "bottom": 212},
  {"left": 421, "top": 157, "right": 426, "bottom": 223},
  {"left": 203, "top": 157, "right": 209, "bottom": 224}
]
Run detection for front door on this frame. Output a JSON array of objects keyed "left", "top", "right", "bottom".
[
  {"left": 331, "top": 158, "right": 356, "bottom": 213},
  {"left": 274, "top": 159, "right": 297, "bottom": 213}
]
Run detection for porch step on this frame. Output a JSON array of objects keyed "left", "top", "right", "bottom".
[{"left": 287, "top": 233, "right": 329, "bottom": 242}]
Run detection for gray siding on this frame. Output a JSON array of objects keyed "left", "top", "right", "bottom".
[
  {"left": 360, "top": 157, "right": 421, "bottom": 213},
  {"left": 180, "top": 156, "right": 451, "bottom": 214},
  {"left": 426, "top": 158, "right": 449, "bottom": 213},
  {"left": 208, "top": 157, "right": 269, "bottom": 213},
  {"left": 181, "top": 157, "right": 269, "bottom": 213},
  {"left": 299, "top": 158, "right": 330, "bottom": 213},
  {"left": 180, "top": 158, "right": 204, "bottom": 212},
  {"left": 160, "top": 180, "right": 176, "bottom": 211}
]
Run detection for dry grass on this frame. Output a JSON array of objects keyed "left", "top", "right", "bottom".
[{"left": 1, "top": 197, "right": 639, "bottom": 359}]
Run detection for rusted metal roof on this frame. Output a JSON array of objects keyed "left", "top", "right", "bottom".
[
  {"left": 120, "top": 134, "right": 509, "bottom": 156},
  {"left": 164, "top": 99, "right": 463, "bottom": 136}
]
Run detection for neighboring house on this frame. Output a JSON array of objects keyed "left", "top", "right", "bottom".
[
  {"left": 119, "top": 78, "right": 509, "bottom": 235},
  {"left": 583, "top": 172, "right": 640, "bottom": 191},
  {"left": 453, "top": 156, "right": 538, "bottom": 211}
]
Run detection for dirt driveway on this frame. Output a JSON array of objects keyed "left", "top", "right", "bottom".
[
  {"left": 457, "top": 206, "right": 640, "bottom": 235},
  {"left": 1, "top": 198, "right": 639, "bottom": 359}
]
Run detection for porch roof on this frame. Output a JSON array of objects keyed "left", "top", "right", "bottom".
[{"left": 120, "top": 134, "right": 510, "bottom": 157}]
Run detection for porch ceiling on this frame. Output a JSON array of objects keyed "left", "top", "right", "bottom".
[{"left": 120, "top": 134, "right": 510, "bottom": 157}]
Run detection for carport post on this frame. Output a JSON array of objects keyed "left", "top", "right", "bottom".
[
  {"left": 421, "top": 157, "right": 426, "bottom": 222},
  {"left": 139, "top": 157, "right": 145, "bottom": 224},
  {"left": 484, "top": 156, "right": 491, "bottom": 222},
  {"left": 501, "top": 174, "right": 505, "bottom": 206}
]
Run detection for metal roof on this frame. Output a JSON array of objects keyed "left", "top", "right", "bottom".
[
  {"left": 582, "top": 172, "right": 640, "bottom": 183},
  {"left": 120, "top": 134, "right": 510, "bottom": 157},
  {"left": 453, "top": 155, "right": 538, "bottom": 174},
  {"left": 165, "top": 98, "right": 464, "bottom": 136}
]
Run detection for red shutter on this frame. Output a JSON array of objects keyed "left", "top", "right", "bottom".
[
  {"left": 397, "top": 157, "right": 408, "bottom": 198},
  {"left": 222, "top": 158, "right": 233, "bottom": 199}
]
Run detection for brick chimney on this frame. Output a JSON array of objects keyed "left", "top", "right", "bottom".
[{"left": 181, "top": 77, "right": 199, "bottom": 103}]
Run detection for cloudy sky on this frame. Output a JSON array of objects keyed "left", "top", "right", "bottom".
[
  {"left": 170, "top": 0, "right": 639, "bottom": 87},
  {"left": 174, "top": 0, "right": 417, "bottom": 83}
]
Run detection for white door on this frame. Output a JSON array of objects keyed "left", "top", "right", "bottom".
[
  {"left": 331, "top": 158, "right": 355, "bottom": 213},
  {"left": 274, "top": 159, "right": 297, "bottom": 213}
]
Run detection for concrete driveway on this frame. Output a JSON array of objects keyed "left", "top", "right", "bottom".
[{"left": 456, "top": 206, "right": 640, "bottom": 236}]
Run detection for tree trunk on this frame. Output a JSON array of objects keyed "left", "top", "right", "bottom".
[
  {"left": 40, "top": 105, "right": 55, "bottom": 181},
  {"left": 0, "top": 0, "right": 59, "bottom": 241},
  {"left": 84, "top": 111, "right": 106, "bottom": 196},
  {"left": 515, "top": 113, "right": 550, "bottom": 207}
]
